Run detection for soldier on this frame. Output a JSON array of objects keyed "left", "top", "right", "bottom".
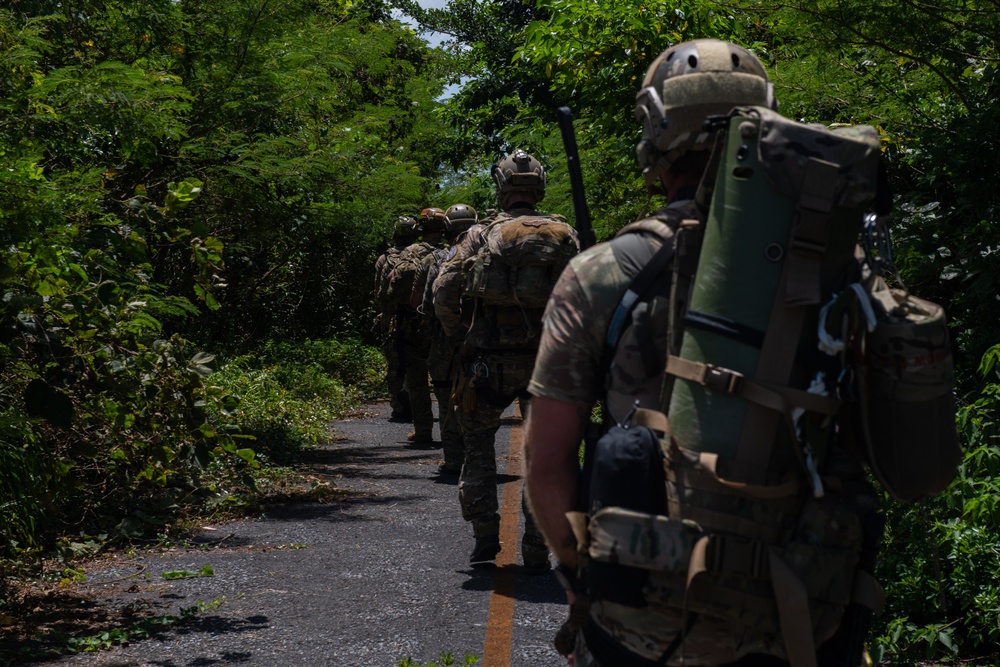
[
  {"left": 374, "top": 216, "right": 419, "bottom": 421},
  {"left": 392, "top": 207, "right": 447, "bottom": 444},
  {"left": 525, "top": 39, "right": 880, "bottom": 666},
  {"left": 434, "top": 151, "right": 578, "bottom": 571},
  {"left": 410, "top": 204, "right": 479, "bottom": 474}
]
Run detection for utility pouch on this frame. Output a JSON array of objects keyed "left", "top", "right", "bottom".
[
  {"left": 858, "top": 276, "right": 960, "bottom": 501},
  {"left": 588, "top": 507, "right": 697, "bottom": 573},
  {"left": 451, "top": 371, "right": 476, "bottom": 414},
  {"left": 582, "top": 416, "right": 669, "bottom": 607}
]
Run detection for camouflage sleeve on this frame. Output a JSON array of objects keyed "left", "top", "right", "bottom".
[
  {"left": 373, "top": 254, "right": 388, "bottom": 306},
  {"left": 528, "top": 248, "right": 614, "bottom": 407},
  {"left": 433, "top": 232, "right": 480, "bottom": 336},
  {"left": 374, "top": 254, "right": 384, "bottom": 291},
  {"left": 432, "top": 252, "right": 466, "bottom": 336},
  {"left": 420, "top": 260, "right": 440, "bottom": 316},
  {"left": 410, "top": 253, "right": 434, "bottom": 311}
]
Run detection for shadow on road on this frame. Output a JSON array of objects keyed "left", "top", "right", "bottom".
[{"left": 458, "top": 565, "right": 566, "bottom": 605}]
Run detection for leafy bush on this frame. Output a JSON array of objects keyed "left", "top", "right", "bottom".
[
  {"left": 209, "top": 339, "right": 383, "bottom": 463},
  {"left": 257, "top": 338, "right": 385, "bottom": 398},
  {"left": 871, "top": 346, "right": 1000, "bottom": 665},
  {"left": 0, "top": 0, "right": 443, "bottom": 576}
]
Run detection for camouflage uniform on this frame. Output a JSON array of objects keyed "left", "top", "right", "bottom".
[
  {"left": 397, "top": 240, "right": 438, "bottom": 441},
  {"left": 374, "top": 245, "right": 408, "bottom": 417},
  {"left": 529, "top": 201, "right": 769, "bottom": 665},
  {"left": 434, "top": 206, "right": 571, "bottom": 563},
  {"left": 528, "top": 205, "right": 695, "bottom": 422},
  {"left": 413, "top": 246, "right": 464, "bottom": 470}
]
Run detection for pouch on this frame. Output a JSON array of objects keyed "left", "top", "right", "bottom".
[{"left": 859, "top": 278, "right": 961, "bottom": 501}]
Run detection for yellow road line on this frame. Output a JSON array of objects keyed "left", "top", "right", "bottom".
[{"left": 483, "top": 406, "right": 524, "bottom": 667}]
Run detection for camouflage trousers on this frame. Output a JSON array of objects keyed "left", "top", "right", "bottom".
[
  {"left": 381, "top": 322, "right": 406, "bottom": 414},
  {"left": 428, "top": 335, "right": 463, "bottom": 469},
  {"left": 573, "top": 598, "right": 784, "bottom": 666},
  {"left": 454, "top": 352, "right": 547, "bottom": 561},
  {"left": 401, "top": 316, "right": 433, "bottom": 439}
]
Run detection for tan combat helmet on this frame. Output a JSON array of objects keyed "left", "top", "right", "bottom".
[
  {"left": 420, "top": 207, "right": 447, "bottom": 235},
  {"left": 393, "top": 215, "right": 420, "bottom": 244},
  {"left": 634, "top": 39, "right": 776, "bottom": 193},
  {"left": 443, "top": 204, "right": 478, "bottom": 241},
  {"left": 492, "top": 149, "right": 546, "bottom": 204}
]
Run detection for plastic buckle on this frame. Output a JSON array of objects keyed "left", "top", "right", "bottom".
[{"left": 702, "top": 364, "right": 744, "bottom": 394}]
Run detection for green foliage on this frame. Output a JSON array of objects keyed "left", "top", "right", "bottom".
[
  {"left": 209, "top": 338, "right": 382, "bottom": 464},
  {"left": 2, "top": 2, "right": 1000, "bottom": 663},
  {"left": 161, "top": 565, "right": 214, "bottom": 580},
  {"left": 397, "top": 653, "right": 479, "bottom": 667},
  {"left": 870, "top": 346, "right": 1000, "bottom": 664},
  {"left": 21, "top": 597, "right": 226, "bottom": 659},
  {"left": 0, "top": 0, "right": 446, "bottom": 583},
  {"left": 0, "top": 405, "right": 48, "bottom": 555}
]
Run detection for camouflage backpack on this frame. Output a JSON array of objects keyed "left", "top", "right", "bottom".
[
  {"left": 387, "top": 242, "right": 432, "bottom": 307},
  {"left": 464, "top": 212, "right": 578, "bottom": 309},
  {"left": 571, "top": 107, "right": 958, "bottom": 666},
  {"left": 462, "top": 213, "right": 578, "bottom": 349}
]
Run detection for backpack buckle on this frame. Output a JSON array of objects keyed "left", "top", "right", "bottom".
[{"left": 703, "top": 364, "right": 744, "bottom": 394}]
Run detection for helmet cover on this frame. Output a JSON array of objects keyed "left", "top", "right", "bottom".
[
  {"left": 492, "top": 149, "right": 546, "bottom": 203},
  {"left": 634, "top": 39, "right": 776, "bottom": 191},
  {"left": 420, "top": 207, "right": 447, "bottom": 233},
  {"left": 393, "top": 215, "right": 420, "bottom": 243},
  {"left": 443, "top": 204, "right": 478, "bottom": 238}
]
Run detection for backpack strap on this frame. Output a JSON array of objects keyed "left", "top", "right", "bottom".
[
  {"left": 664, "top": 356, "right": 840, "bottom": 417},
  {"left": 604, "top": 239, "right": 674, "bottom": 351},
  {"left": 601, "top": 219, "right": 676, "bottom": 384},
  {"left": 732, "top": 157, "right": 841, "bottom": 484}
]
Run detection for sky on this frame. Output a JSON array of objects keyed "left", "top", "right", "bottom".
[
  {"left": 394, "top": 0, "right": 464, "bottom": 97},
  {"left": 395, "top": 0, "right": 450, "bottom": 47}
]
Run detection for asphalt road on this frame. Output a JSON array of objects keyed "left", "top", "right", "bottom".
[{"left": 18, "top": 400, "right": 568, "bottom": 667}]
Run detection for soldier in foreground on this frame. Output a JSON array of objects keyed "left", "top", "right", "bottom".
[
  {"left": 374, "top": 216, "right": 419, "bottom": 421},
  {"left": 434, "top": 151, "right": 578, "bottom": 571},
  {"left": 525, "top": 39, "right": 881, "bottom": 666}
]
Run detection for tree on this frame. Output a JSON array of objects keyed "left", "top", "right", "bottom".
[{"left": 0, "top": 0, "right": 452, "bottom": 555}]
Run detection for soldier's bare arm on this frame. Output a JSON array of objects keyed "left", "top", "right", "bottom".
[{"left": 524, "top": 396, "right": 588, "bottom": 570}]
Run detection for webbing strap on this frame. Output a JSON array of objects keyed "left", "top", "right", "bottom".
[
  {"left": 734, "top": 263, "right": 807, "bottom": 482},
  {"left": 851, "top": 569, "right": 885, "bottom": 614},
  {"left": 666, "top": 502, "right": 784, "bottom": 544},
  {"left": 787, "top": 158, "right": 839, "bottom": 307},
  {"left": 566, "top": 511, "right": 590, "bottom": 553},
  {"left": 605, "top": 237, "right": 675, "bottom": 349},
  {"left": 665, "top": 356, "right": 840, "bottom": 416},
  {"left": 685, "top": 537, "right": 780, "bottom": 634},
  {"left": 769, "top": 549, "right": 818, "bottom": 667},
  {"left": 632, "top": 408, "right": 670, "bottom": 434},
  {"left": 662, "top": 219, "right": 703, "bottom": 409},
  {"left": 666, "top": 469, "right": 799, "bottom": 506},
  {"left": 730, "top": 157, "right": 841, "bottom": 484},
  {"left": 696, "top": 452, "right": 802, "bottom": 498}
]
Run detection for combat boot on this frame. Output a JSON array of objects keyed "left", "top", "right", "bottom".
[
  {"left": 469, "top": 534, "right": 501, "bottom": 564},
  {"left": 521, "top": 536, "right": 551, "bottom": 575},
  {"left": 407, "top": 431, "right": 435, "bottom": 446}
]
